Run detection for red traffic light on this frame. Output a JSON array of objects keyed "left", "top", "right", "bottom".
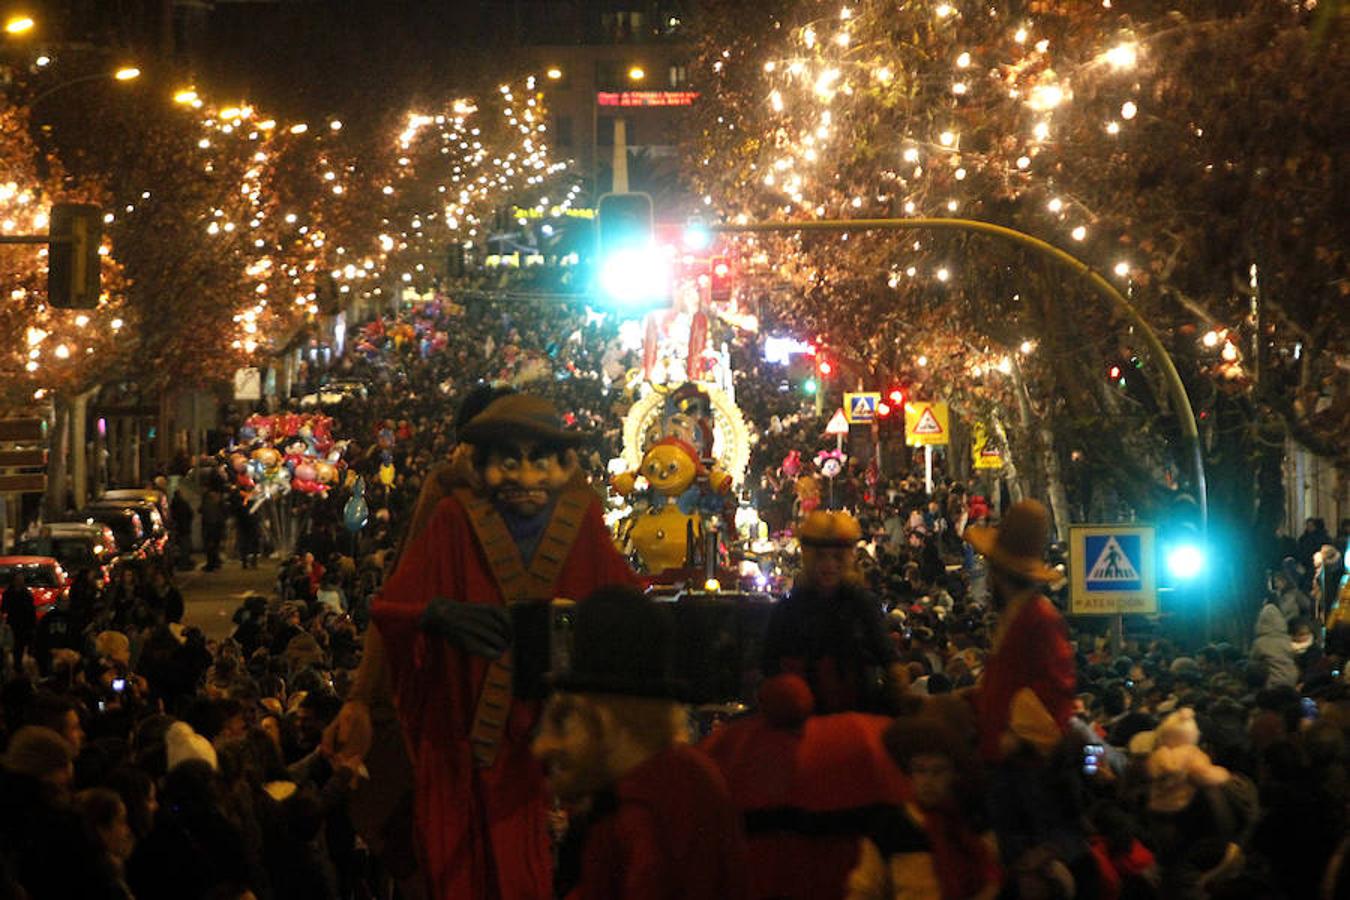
[
  {"left": 877, "top": 401, "right": 892, "bottom": 417},
  {"left": 1108, "top": 364, "right": 1123, "bottom": 380},
  {"left": 710, "top": 255, "right": 731, "bottom": 301},
  {"left": 817, "top": 359, "right": 833, "bottom": 376},
  {"left": 887, "top": 388, "right": 905, "bottom": 405}
]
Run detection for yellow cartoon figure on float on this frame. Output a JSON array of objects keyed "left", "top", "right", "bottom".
[{"left": 612, "top": 436, "right": 732, "bottom": 573}]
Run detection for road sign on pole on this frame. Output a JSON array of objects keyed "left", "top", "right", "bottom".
[
  {"left": 824, "top": 408, "right": 850, "bottom": 436},
  {"left": 904, "top": 401, "right": 949, "bottom": 446},
  {"left": 843, "top": 391, "right": 880, "bottom": 424},
  {"left": 972, "top": 422, "right": 1003, "bottom": 470},
  {"left": 1069, "top": 525, "right": 1157, "bottom": 615}
]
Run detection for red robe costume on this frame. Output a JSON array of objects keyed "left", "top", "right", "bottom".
[
  {"left": 372, "top": 493, "right": 637, "bottom": 900},
  {"left": 567, "top": 743, "right": 750, "bottom": 900},
  {"left": 976, "top": 594, "right": 1077, "bottom": 761},
  {"left": 701, "top": 707, "right": 911, "bottom": 900}
]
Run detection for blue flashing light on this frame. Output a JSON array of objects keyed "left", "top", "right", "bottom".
[{"left": 1165, "top": 543, "right": 1205, "bottom": 581}]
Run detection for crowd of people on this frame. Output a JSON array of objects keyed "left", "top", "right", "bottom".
[{"left": 0, "top": 293, "right": 1346, "bottom": 900}]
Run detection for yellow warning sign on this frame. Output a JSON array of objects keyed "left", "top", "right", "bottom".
[
  {"left": 904, "top": 401, "right": 949, "bottom": 447},
  {"left": 972, "top": 422, "right": 1003, "bottom": 470}
]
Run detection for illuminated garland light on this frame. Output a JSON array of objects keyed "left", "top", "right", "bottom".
[{"left": 705, "top": 0, "right": 1154, "bottom": 278}]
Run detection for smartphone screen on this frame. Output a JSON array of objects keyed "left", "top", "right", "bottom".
[{"left": 1083, "top": 743, "right": 1103, "bottom": 775}]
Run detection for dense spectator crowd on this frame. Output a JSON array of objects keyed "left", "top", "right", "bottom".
[{"left": 0, "top": 293, "right": 1347, "bottom": 899}]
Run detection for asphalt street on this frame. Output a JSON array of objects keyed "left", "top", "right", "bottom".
[{"left": 178, "top": 556, "right": 279, "bottom": 642}]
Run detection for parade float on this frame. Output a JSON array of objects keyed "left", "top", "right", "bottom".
[{"left": 605, "top": 294, "right": 765, "bottom": 589}]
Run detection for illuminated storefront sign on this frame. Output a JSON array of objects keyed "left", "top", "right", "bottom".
[{"left": 596, "top": 91, "right": 699, "bottom": 107}]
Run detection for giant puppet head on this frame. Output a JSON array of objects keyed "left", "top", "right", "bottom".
[{"left": 459, "top": 393, "right": 587, "bottom": 519}]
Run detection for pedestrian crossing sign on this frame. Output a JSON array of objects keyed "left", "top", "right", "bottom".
[
  {"left": 904, "top": 401, "right": 949, "bottom": 446},
  {"left": 843, "top": 391, "right": 881, "bottom": 424},
  {"left": 1069, "top": 525, "right": 1157, "bottom": 615}
]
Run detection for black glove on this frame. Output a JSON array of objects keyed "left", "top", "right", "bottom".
[{"left": 419, "top": 597, "right": 513, "bottom": 659}]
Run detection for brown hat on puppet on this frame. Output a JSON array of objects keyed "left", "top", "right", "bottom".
[
  {"left": 459, "top": 393, "right": 590, "bottom": 447},
  {"left": 963, "top": 499, "right": 1062, "bottom": 585}
]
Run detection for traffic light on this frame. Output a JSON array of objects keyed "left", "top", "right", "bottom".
[
  {"left": 888, "top": 387, "right": 905, "bottom": 406},
  {"left": 48, "top": 202, "right": 102, "bottom": 309},
  {"left": 1161, "top": 495, "right": 1206, "bottom": 586},
  {"left": 817, "top": 359, "right": 833, "bottom": 377},
  {"left": 710, "top": 255, "right": 731, "bottom": 302},
  {"left": 803, "top": 376, "right": 819, "bottom": 395},
  {"left": 1165, "top": 543, "right": 1205, "bottom": 580},
  {"left": 595, "top": 192, "right": 669, "bottom": 312}
]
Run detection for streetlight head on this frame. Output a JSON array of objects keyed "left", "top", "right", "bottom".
[
  {"left": 173, "top": 88, "right": 199, "bottom": 105},
  {"left": 627, "top": 65, "right": 645, "bottom": 81},
  {"left": 5, "top": 15, "right": 35, "bottom": 35},
  {"left": 546, "top": 67, "right": 563, "bottom": 80},
  {"left": 114, "top": 67, "right": 140, "bottom": 81}
]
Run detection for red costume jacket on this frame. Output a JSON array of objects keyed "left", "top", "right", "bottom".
[
  {"left": 567, "top": 744, "right": 750, "bottom": 900},
  {"left": 976, "top": 594, "right": 1077, "bottom": 761},
  {"left": 372, "top": 493, "right": 636, "bottom": 900}
]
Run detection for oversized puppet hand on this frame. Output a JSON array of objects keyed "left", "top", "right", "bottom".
[
  {"left": 611, "top": 470, "right": 638, "bottom": 497},
  {"left": 419, "top": 597, "right": 513, "bottom": 658}
]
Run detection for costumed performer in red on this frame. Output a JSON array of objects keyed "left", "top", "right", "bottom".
[
  {"left": 964, "top": 499, "right": 1094, "bottom": 893},
  {"left": 329, "top": 393, "right": 638, "bottom": 899},
  {"left": 532, "top": 584, "right": 749, "bottom": 900}
]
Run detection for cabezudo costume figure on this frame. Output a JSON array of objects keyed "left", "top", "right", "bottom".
[{"left": 336, "top": 394, "right": 637, "bottom": 899}]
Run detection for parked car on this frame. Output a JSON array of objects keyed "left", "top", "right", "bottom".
[
  {"left": 100, "top": 488, "right": 171, "bottom": 526},
  {"left": 15, "top": 522, "right": 119, "bottom": 586},
  {"left": 299, "top": 378, "right": 368, "bottom": 408},
  {"left": 0, "top": 556, "right": 69, "bottom": 620},
  {"left": 85, "top": 498, "right": 169, "bottom": 561},
  {"left": 69, "top": 507, "right": 147, "bottom": 565}
]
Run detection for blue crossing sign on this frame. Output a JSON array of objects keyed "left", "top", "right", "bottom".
[
  {"left": 842, "top": 391, "right": 880, "bottom": 424},
  {"left": 1069, "top": 525, "right": 1157, "bottom": 615}
]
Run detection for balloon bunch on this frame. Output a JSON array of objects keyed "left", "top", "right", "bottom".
[{"left": 230, "top": 413, "right": 347, "bottom": 509}]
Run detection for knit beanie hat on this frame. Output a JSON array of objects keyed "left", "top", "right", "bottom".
[
  {"left": 2, "top": 725, "right": 74, "bottom": 779},
  {"left": 165, "top": 721, "right": 217, "bottom": 772}
]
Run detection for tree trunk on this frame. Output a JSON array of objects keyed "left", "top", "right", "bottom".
[
  {"left": 1012, "top": 361, "right": 1071, "bottom": 539},
  {"left": 43, "top": 396, "right": 70, "bottom": 520},
  {"left": 70, "top": 389, "right": 96, "bottom": 510}
]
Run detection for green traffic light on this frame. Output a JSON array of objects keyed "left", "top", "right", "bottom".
[{"left": 803, "top": 377, "right": 819, "bottom": 395}]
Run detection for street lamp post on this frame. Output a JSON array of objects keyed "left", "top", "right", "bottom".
[
  {"left": 28, "top": 67, "right": 140, "bottom": 108},
  {"left": 710, "top": 215, "right": 1209, "bottom": 537}
]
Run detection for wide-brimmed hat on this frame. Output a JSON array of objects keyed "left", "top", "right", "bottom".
[
  {"left": 963, "top": 499, "right": 1061, "bottom": 585},
  {"left": 552, "top": 585, "right": 686, "bottom": 699},
  {"left": 798, "top": 510, "right": 863, "bottom": 548},
  {"left": 459, "top": 394, "right": 590, "bottom": 447}
]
